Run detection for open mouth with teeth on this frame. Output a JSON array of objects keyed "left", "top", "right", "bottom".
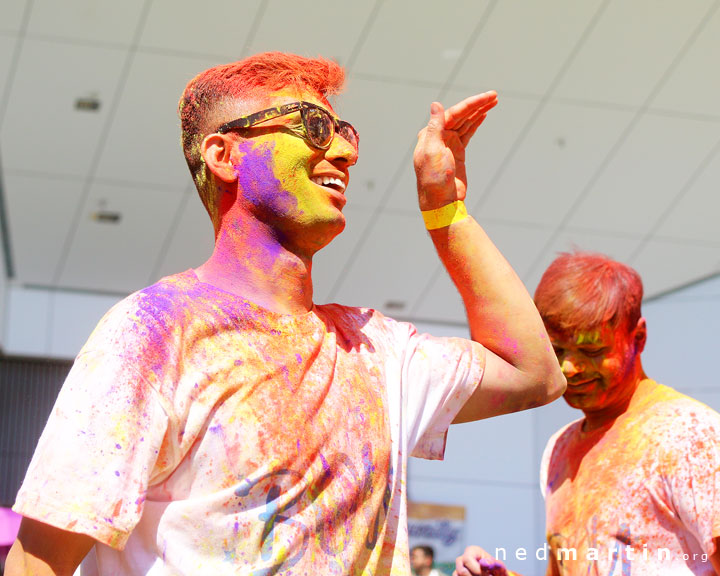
[{"left": 311, "top": 176, "right": 346, "bottom": 194}]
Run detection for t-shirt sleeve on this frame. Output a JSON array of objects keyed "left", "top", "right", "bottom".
[
  {"left": 13, "top": 299, "right": 173, "bottom": 550},
  {"left": 662, "top": 403, "right": 720, "bottom": 557},
  {"left": 398, "top": 324, "right": 485, "bottom": 460}
]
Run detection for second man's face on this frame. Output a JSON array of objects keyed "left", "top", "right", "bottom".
[{"left": 548, "top": 321, "right": 641, "bottom": 415}]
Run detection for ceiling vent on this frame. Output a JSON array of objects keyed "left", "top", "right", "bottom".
[
  {"left": 91, "top": 211, "right": 121, "bottom": 223},
  {"left": 75, "top": 95, "right": 101, "bottom": 111}
]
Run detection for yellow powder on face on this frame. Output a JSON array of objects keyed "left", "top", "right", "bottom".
[{"left": 575, "top": 331, "right": 602, "bottom": 345}]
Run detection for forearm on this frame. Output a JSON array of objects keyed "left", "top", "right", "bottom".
[
  {"left": 429, "top": 213, "right": 563, "bottom": 400},
  {"left": 6, "top": 518, "right": 95, "bottom": 576}
]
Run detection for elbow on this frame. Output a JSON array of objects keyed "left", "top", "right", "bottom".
[
  {"left": 541, "top": 363, "right": 567, "bottom": 405},
  {"left": 526, "top": 361, "right": 566, "bottom": 409}
]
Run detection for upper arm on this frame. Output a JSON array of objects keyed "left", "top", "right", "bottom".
[
  {"left": 453, "top": 348, "right": 565, "bottom": 423},
  {"left": 5, "top": 517, "right": 96, "bottom": 576}
]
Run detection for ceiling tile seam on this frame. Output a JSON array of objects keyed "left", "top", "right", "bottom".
[
  {"left": 522, "top": 0, "right": 720, "bottom": 284},
  {"left": 22, "top": 282, "right": 132, "bottom": 299},
  {"left": 562, "top": 225, "right": 644, "bottom": 239},
  {"left": 6, "top": 169, "right": 86, "bottom": 183},
  {"left": 351, "top": 72, "right": 446, "bottom": 91},
  {"left": 651, "top": 234, "right": 720, "bottom": 248},
  {"left": 411, "top": 0, "right": 615, "bottom": 314},
  {"left": 134, "top": 45, "right": 242, "bottom": 62},
  {"left": 644, "top": 268, "right": 720, "bottom": 302},
  {"left": 15, "top": 32, "right": 130, "bottom": 51},
  {"left": 645, "top": 106, "right": 720, "bottom": 123},
  {"left": 626, "top": 133, "right": 720, "bottom": 262},
  {"left": 239, "top": 0, "right": 268, "bottom": 58},
  {"left": 0, "top": 0, "right": 34, "bottom": 132},
  {"left": 341, "top": 0, "right": 386, "bottom": 74},
  {"left": 50, "top": 0, "right": 156, "bottom": 286},
  {"left": 147, "top": 185, "right": 194, "bottom": 285}
]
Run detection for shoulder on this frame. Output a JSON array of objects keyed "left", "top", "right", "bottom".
[
  {"left": 316, "top": 303, "right": 414, "bottom": 344},
  {"left": 82, "top": 271, "right": 201, "bottom": 354},
  {"left": 638, "top": 383, "right": 720, "bottom": 433}
]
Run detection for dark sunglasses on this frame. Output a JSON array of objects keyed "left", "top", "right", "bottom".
[{"left": 217, "top": 101, "right": 359, "bottom": 152}]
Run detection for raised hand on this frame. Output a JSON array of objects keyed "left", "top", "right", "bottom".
[{"left": 413, "top": 91, "right": 498, "bottom": 211}]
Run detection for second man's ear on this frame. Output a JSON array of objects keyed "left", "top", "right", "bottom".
[{"left": 201, "top": 133, "right": 238, "bottom": 184}]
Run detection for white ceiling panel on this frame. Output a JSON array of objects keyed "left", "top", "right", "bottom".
[
  {"left": 58, "top": 181, "right": 181, "bottom": 292},
  {"left": 338, "top": 76, "right": 438, "bottom": 210},
  {"left": 453, "top": 0, "right": 603, "bottom": 96},
  {"left": 139, "top": 0, "right": 263, "bottom": 57},
  {"left": 652, "top": 7, "right": 720, "bottom": 117},
  {"left": 95, "top": 51, "right": 220, "bottom": 189},
  {"left": 312, "top": 205, "right": 375, "bottom": 305},
  {"left": 522, "top": 230, "right": 644, "bottom": 297},
  {"left": 3, "top": 173, "right": 84, "bottom": 285},
  {"left": 328, "top": 211, "right": 438, "bottom": 313},
  {"left": 555, "top": 0, "right": 714, "bottom": 107},
  {"left": 151, "top": 189, "right": 215, "bottom": 283},
  {"left": 0, "top": 0, "right": 28, "bottom": 34},
  {"left": 385, "top": 93, "right": 541, "bottom": 213},
  {"left": 570, "top": 114, "right": 720, "bottom": 236},
  {"left": 411, "top": 271, "right": 467, "bottom": 324},
  {"left": 248, "top": 0, "right": 376, "bottom": 65},
  {"left": 655, "top": 145, "right": 720, "bottom": 243},
  {"left": 630, "top": 238, "right": 720, "bottom": 298},
  {"left": 481, "top": 101, "right": 634, "bottom": 226},
  {"left": 1, "top": 38, "right": 127, "bottom": 177},
  {"left": 26, "top": 0, "right": 146, "bottom": 46},
  {"left": 351, "top": 0, "right": 491, "bottom": 84}
]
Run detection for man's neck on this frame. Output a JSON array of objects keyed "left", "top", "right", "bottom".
[{"left": 195, "top": 217, "right": 314, "bottom": 316}]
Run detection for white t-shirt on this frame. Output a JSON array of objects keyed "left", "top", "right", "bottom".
[
  {"left": 541, "top": 380, "right": 720, "bottom": 575},
  {"left": 15, "top": 270, "right": 485, "bottom": 575}
]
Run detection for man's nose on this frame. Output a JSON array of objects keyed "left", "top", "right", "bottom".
[
  {"left": 561, "top": 357, "right": 583, "bottom": 378},
  {"left": 326, "top": 133, "right": 358, "bottom": 166}
]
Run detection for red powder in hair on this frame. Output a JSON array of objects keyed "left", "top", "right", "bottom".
[
  {"left": 534, "top": 251, "right": 643, "bottom": 337},
  {"left": 178, "top": 52, "right": 346, "bottom": 223}
]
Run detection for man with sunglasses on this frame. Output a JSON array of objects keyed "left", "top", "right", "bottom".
[{"left": 7, "top": 52, "right": 564, "bottom": 575}]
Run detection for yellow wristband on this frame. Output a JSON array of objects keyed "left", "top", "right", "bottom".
[{"left": 421, "top": 200, "right": 469, "bottom": 230}]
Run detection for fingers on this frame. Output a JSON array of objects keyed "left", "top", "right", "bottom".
[
  {"left": 459, "top": 112, "right": 487, "bottom": 147},
  {"left": 445, "top": 91, "right": 498, "bottom": 131}
]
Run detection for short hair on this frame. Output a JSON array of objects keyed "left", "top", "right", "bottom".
[
  {"left": 178, "top": 52, "right": 345, "bottom": 226},
  {"left": 411, "top": 545, "right": 435, "bottom": 560},
  {"left": 534, "top": 251, "right": 643, "bottom": 336}
]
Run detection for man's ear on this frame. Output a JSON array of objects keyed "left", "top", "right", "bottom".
[
  {"left": 634, "top": 317, "right": 647, "bottom": 353},
  {"left": 201, "top": 133, "right": 238, "bottom": 184}
]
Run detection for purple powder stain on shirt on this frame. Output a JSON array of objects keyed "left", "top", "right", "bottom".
[
  {"left": 114, "top": 470, "right": 120, "bottom": 477},
  {"left": 295, "top": 353, "right": 302, "bottom": 364},
  {"left": 115, "top": 443, "right": 122, "bottom": 449}
]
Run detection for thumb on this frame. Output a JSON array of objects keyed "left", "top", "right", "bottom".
[{"left": 427, "top": 101, "right": 445, "bottom": 134}]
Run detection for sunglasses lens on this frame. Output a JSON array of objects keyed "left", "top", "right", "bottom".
[
  {"left": 304, "top": 107, "right": 333, "bottom": 148},
  {"left": 338, "top": 123, "right": 359, "bottom": 151}
]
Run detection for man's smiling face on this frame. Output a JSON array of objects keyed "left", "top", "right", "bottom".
[{"left": 227, "top": 90, "right": 358, "bottom": 255}]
